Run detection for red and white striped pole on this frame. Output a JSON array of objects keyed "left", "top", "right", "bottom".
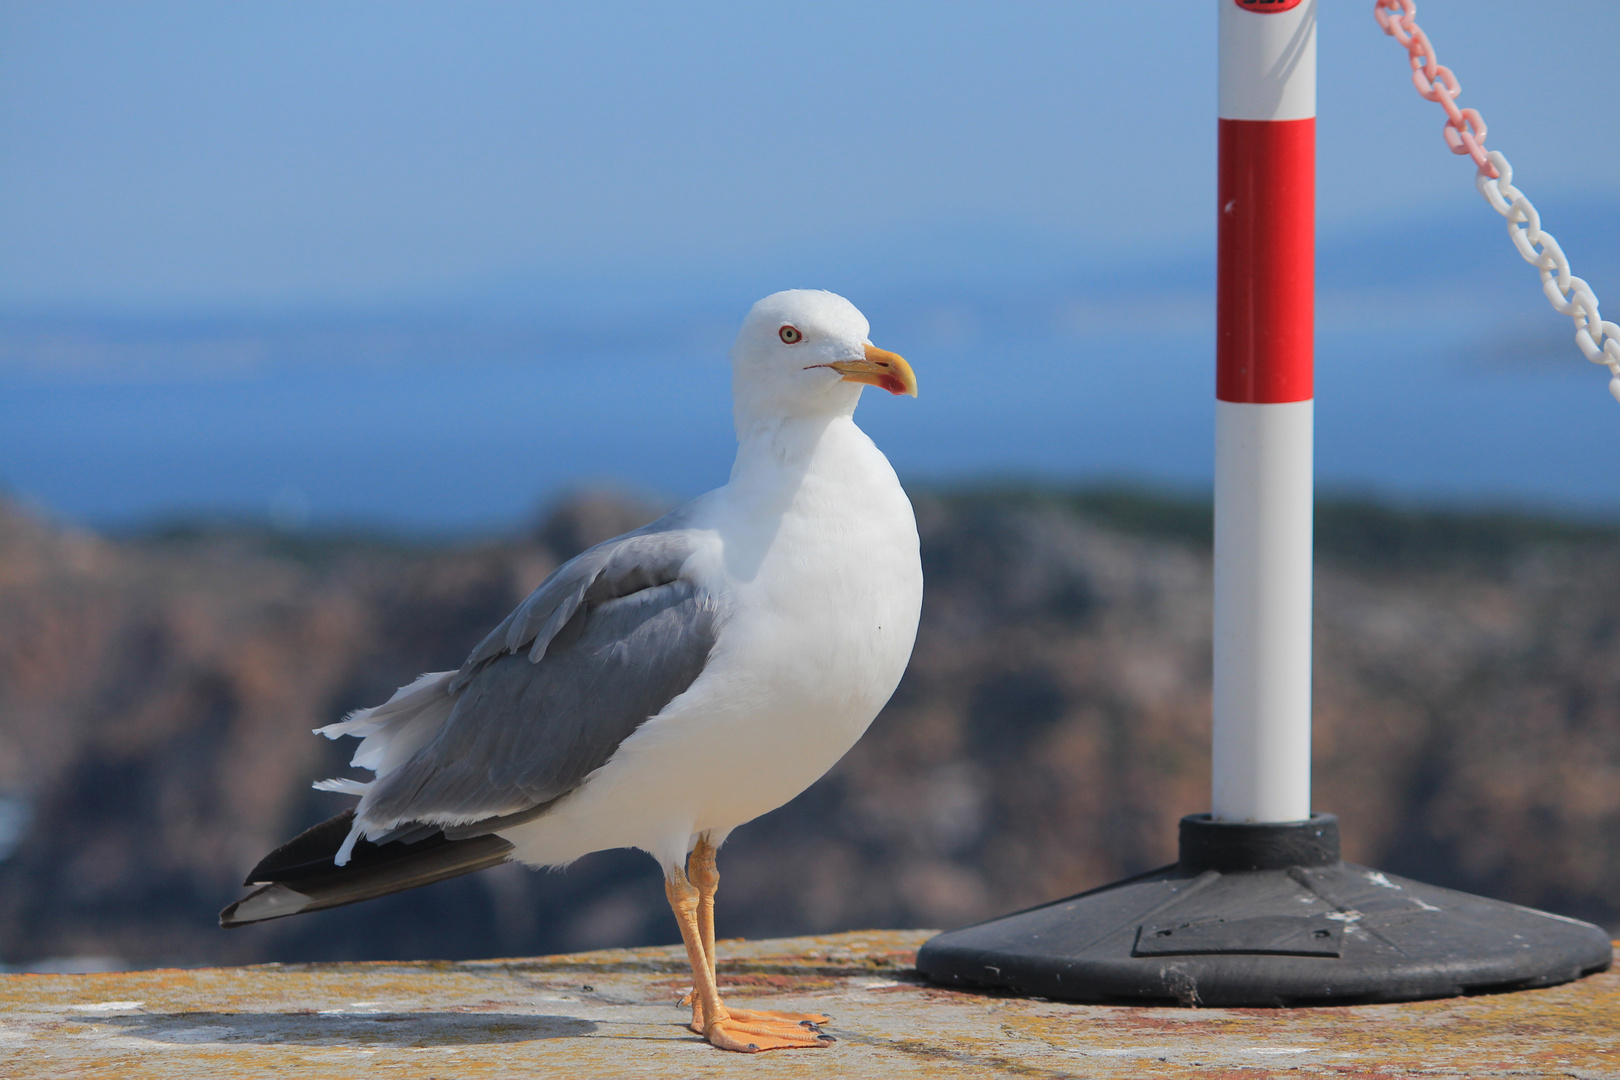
[
  {"left": 917, "top": 2, "right": 1614, "bottom": 1000},
  {"left": 1213, "top": 0, "right": 1316, "bottom": 824}
]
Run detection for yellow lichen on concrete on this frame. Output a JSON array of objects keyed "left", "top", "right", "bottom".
[{"left": 3, "top": 931, "right": 1617, "bottom": 1079}]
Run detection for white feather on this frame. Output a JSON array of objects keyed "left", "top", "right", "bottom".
[
  {"left": 314, "top": 670, "right": 459, "bottom": 864},
  {"left": 315, "top": 670, "right": 456, "bottom": 780},
  {"left": 311, "top": 778, "right": 371, "bottom": 796}
]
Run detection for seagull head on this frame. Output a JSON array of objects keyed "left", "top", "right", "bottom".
[{"left": 730, "top": 290, "right": 917, "bottom": 421}]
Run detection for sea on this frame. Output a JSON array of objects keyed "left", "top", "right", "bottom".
[{"left": 3, "top": 199, "right": 1617, "bottom": 535}]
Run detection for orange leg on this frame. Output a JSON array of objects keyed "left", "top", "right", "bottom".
[{"left": 684, "top": 837, "right": 832, "bottom": 1036}]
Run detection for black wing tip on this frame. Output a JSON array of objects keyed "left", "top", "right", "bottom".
[
  {"left": 219, "top": 833, "right": 516, "bottom": 929},
  {"left": 244, "top": 808, "right": 357, "bottom": 885},
  {"left": 219, "top": 883, "right": 314, "bottom": 928}
]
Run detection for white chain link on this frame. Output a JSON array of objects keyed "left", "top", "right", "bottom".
[
  {"left": 1476, "top": 151, "right": 1620, "bottom": 404},
  {"left": 1376, "top": 0, "right": 1620, "bottom": 405}
]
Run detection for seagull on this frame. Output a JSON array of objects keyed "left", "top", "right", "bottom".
[{"left": 220, "top": 289, "right": 923, "bottom": 1054}]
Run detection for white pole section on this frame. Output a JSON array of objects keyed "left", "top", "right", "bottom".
[{"left": 1212, "top": 0, "right": 1316, "bottom": 824}]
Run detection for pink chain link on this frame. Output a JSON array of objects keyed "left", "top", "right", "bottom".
[
  {"left": 1374, "top": 0, "right": 1498, "bottom": 177},
  {"left": 1376, "top": 0, "right": 1620, "bottom": 400}
]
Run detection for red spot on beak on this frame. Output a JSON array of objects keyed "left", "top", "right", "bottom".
[{"left": 878, "top": 374, "right": 906, "bottom": 395}]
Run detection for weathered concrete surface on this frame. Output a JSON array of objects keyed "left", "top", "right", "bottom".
[{"left": 5, "top": 930, "right": 1618, "bottom": 1078}]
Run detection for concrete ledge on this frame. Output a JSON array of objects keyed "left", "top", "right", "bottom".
[{"left": 5, "top": 930, "right": 1618, "bottom": 1078}]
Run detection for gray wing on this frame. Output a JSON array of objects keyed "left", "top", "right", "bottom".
[
  {"left": 359, "top": 520, "right": 721, "bottom": 833},
  {"left": 455, "top": 522, "right": 707, "bottom": 686}
]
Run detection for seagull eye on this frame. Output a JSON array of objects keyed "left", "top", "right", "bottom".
[{"left": 779, "top": 325, "right": 802, "bottom": 344}]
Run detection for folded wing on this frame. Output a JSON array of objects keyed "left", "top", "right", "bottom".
[
  {"left": 353, "top": 522, "right": 720, "bottom": 844},
  {"left": 221, "top": 520, "right": 723, "bottom": 925}
]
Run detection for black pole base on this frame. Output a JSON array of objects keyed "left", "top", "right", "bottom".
[{"left": 915, "top": 814, "right": 1614, "bottom": 1007}]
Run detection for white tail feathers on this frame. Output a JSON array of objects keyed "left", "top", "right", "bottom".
[
  {"left": 313, "top": 669, "right": 460, "bottom": 865},
  {"left": 312, "top": 778, "right": 371, "bottom": 796},
  {"left": 334, "top": 820, "right": 363, "bottom": 867},
  {"left": 315, "top": 670, "right": 457, "bottom": 778}
]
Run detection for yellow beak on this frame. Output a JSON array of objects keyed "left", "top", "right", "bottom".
[{"left": 828, "top": 344, "right": 918, "bottom": 397}]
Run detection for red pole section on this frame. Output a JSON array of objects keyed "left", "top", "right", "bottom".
[
  {"left": 1217, "top": 118, "right": 1315, "bottom": 403},
  {"left": 1212, "top": 0, "right": 1316, "bottom": 824}
]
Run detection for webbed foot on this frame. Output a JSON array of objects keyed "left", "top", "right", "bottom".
[{"left": 702, "top": 1013, "right": 836, "bottom": 1053}]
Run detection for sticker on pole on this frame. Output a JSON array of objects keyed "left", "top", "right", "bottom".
[{"left": 1233, "top": 0, "right": 1304, "bottom": 11}]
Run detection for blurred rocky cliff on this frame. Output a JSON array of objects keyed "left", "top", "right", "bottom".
[{"left": 1, "top": 487, "right": 1618, "bottom": 969}]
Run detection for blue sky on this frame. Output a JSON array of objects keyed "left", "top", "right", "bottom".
[
  {"left": 1, "top": 2, "right": 1618, "bottom": 530},
  {"left": 2, "top": 1, "right": 1616, "bottom": 315}
]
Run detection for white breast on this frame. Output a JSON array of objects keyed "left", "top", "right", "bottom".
[{"left": 502, "top": 414, "right": 922, "bottom": 870}]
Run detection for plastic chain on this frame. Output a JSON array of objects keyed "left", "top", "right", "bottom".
[{"left": 1375, "top": 0, "right": 1620, "bottom": 404}]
